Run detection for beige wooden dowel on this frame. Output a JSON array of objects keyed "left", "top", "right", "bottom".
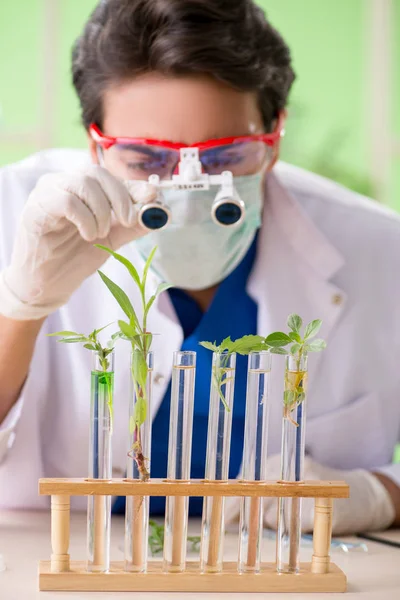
[
  {"left": 311, "top": 497, "right": 333, "bottom": 574},
  {"left": 289, "top": 497, "right": 301, "bottom": 571},
  {"left": 246, "top": 497, "right": 260, "bottom": 569},
  {"left": 207, "top": 496, "right": 223, "bottom": 571},
  {"left": 171, "top": 496, "right": 186, "bottom": 569},
  {"left": 93, "top": 496, "right": 105, "bottom": 567},
  {"left": 131, "top": 495, "right": 144, "bottom": 569},
  {"left": 50, "top": 495, "right": 70, "bottom": 573}
]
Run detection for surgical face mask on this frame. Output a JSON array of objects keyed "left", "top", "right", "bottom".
[{"left": 133, "top": 173, "right": 263, "bottom": 290}]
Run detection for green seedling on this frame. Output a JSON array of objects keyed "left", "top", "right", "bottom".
[
  {"left": 200, "top": 314, "right": 326, "bottom": 416},
  {"left": 96, "top": 245, "right": 172, "bottom": 481},
  {"left": 265, "top": 313, "right": 327, "bottom": 426},
  {"left": 47, "top": 324, "right": 115, "bottom": 429},
  {"left": 199, "top": 335, "right": 266, "bottom": 411}
]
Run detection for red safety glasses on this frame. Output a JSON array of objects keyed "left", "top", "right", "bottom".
[{"left": 89, "top": 115, "right": 284, "bottom": 181}]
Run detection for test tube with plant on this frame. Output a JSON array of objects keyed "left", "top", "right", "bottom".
[
  {"left": 238, "top": 350, "right": 272, "bottom": 573},
  {"left": 96, "top": 245, "right": 171, "bottom": 572},
  {"left": 266, "top": 314, "right": 326, "bottom": 574},
  {"left": 163, "top": 350, "right": 196, "bottom": 573},
  {"left": 198, "top": 335, "right": 266, "bottom": 573},
  {"left": 48, "top": 326, "right": 116, "bottom": 573}
]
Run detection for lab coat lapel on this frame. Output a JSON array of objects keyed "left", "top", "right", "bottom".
[
  {"left": 141, "top": 169, "right": 348, "bottom": 422},
  {"left": 247, "top": 172, "right": 347, "bottom": 422}
]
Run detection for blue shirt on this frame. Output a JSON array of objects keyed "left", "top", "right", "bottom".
[{"left": 112, "top": 234, "right": 258, "bottom": 516}]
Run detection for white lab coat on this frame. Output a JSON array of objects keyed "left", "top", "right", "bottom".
[{"left": 0, "top": 149, "right": 399, "bottom": 510}]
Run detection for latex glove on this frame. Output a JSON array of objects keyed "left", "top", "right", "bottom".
[
  {"left": 0, "top": 166, "right": 157, "bottom": 320},
  {"left": 225, "top": 455, "right": 395, "bottom": 535},
  {"left": 262, "top": 455, "right": 396, "bottom": 535}
]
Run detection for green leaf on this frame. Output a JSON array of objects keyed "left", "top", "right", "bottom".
[
  {"left": 144, "top": 295, "right": 156, "bottom": 319},
  {"left": 219, "top": 336, "right": 232, "bottom": 352},
  {"left": 84, "top": 343, "right": 97, "bottom": 351},
  {"left": 118, "top": 320, "right": 137, "bottom": 339},
  {"left": 129, "top": 415, "right": 135, "bottom": 435},
  {"left": 199, "top": 341, "right": 220, "bottom": 353},
  {"left": 142, "top": 246, "right": 158, "bottom": 290},
  {"left": 269, "top": 347, "right": 289, "bottom": 355},
  {"left": 289, "top": 331, "right": 302, "bottom": 343},
  {"left": 229, "top": 335, "right": 266, "bottom": 355},
  {"left": 57, "top": 337, "right": 86, "bottom": 343},
  {"left": 297, "top": 392, "right": 306, "bottom": 404},
  {"left": 134, "top": 333, "right": 153, "bottom": 351},
  {"left": 131, "top": 351, "right": 148, "bottom": 391},
  {"left": 265, "top": 332, "right": 292, "bottom": 347},
  {"left": 93, "top": 323, "right": 113, "bottom": 337},
  {"left": 304, "top": 339, "right": 327, "bottom": 352},
  {"left": 154, "top": 282, "right": 173, "bottom": 298},
  {"left": 95, "top": 245, "right": 141, "bottom": 288},
  {"left": 144, "top": 282, "right": 173, "bottom": 319},
  {"left": 290, "top": 343, "right": 302, "bottom": 355},
  {"left": 287, "top": 314, "right": 303, "bottom": 334},
  {"left": 134, "top": 396, "right": 147, "bottom": 428},
  {"left": 284, "top": 390, "right": 296, "bottom": 406},
  {"left": 47, "top": 331, "right": 80, "bottom": 337},
  {"left": 98, "top": 270, "right": 136, "bottom": 320},
  {"left": 304, "top": 319, "right": 322, "bottom": 340}
]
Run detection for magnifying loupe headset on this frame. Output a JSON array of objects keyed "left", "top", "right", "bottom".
[
  {"left": 89, "top": 118, "right": 284, "bottom": 232},
  {"left": 139, "top": 148, "right": 244, "bottom": 231}
]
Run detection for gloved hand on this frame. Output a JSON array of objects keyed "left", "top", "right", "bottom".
[
  {"left": 0, "top": 165, "right": 157, "bottom": 320},
  {"left": 225, "top": 454, "right": 395, "bottom": 535}
]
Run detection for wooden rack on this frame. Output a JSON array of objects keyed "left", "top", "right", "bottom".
[{"left": 38, "top": 478, "right": 349, "bottom": 593}]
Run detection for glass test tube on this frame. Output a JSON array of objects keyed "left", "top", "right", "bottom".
[
  {"left": 238, "top": 351, "right": 271, "bottom": 573},
  {"left": 87, "top": 349, "right": 115, "bottom": 573},
  {"left": 200, "top": 352, "right": 236, "bottom": 573},
  {"left": 163, "top": 351, "right": 196, "bottom": 573},
  {"left": 125, "top": 350, "right": 154, "bottom": 573},
  {"left": 276, "top": 353, "right": 308, "bottom": 573}
]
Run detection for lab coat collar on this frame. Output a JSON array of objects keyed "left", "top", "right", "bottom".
[
  {"left": 247, "top": 171, "right": 345, "bottom": 300},
  {"left": 246, "top": 170, "right": 347, "bottom": 402}
]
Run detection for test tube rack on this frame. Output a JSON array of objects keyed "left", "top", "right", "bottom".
[{"left": 38, "top": 477, "right": 349, "bottom": 593}]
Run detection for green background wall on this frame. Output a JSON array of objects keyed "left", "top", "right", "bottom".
[{"left": 0, "top": 1, "right": 398, "bottom": 208}]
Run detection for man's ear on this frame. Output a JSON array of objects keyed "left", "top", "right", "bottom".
[
  {"left": 267, "top": 109, "right": 287, "bottom": 172},
  {"left": 88, "top": 134, "right": 100, "bottom": 164}
]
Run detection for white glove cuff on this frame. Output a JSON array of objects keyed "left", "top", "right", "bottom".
[
  {"left": 332, "top": 469, "right": 396, "bottom": 535},
  {"left": 360, "top": 470, "right": 396, "bottom": 532},
  {"left": 0, "top": 271, "right": 52, "bottom": 320}
]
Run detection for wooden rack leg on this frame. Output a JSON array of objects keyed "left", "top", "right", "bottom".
[
  {"left": 207, "top": 496, "right": 223, "bottom": 570},
  {"left": 171, "top": 496, "right": 185, "bottom": 569},
  {"left": 131, "top": 495, "right": 144, "bottom": 569},
  {"left": 93, "top": 496, "right": 105, "bottom": 567},
  {"left": 311, "top": 497, "right": 333, "bottom": 574},
  {"left": 50, "top": 495, "right": 70, "bottom": 573},
  {"left": 246, "top": 497, "right": 260, "bottom": 569}
]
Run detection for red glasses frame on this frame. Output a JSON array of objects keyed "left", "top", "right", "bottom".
[{"left": 89, "top": 114, "right": 284, "bottom": 152}]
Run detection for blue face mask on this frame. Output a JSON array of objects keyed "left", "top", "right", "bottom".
[{"left": 134, "top": 173, "right": 263, "bottom": 290}]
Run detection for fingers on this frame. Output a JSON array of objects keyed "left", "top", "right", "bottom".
[
  {"left": 86, "top": 165, "right": 158, "bottom": 227},
  {"left": 27, "top": 167, "right": 158, "bottom": 242},
  {"left": 26, "top": 176, "right": 100, "bottom": 242}
]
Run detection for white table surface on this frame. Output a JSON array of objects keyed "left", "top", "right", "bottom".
[{"left": 0, "top": 510, "right": 399, "bottom": 599}]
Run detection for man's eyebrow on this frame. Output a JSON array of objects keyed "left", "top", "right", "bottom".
[{"left": 116, "top": 144, "right": 171, "bottom": 158}]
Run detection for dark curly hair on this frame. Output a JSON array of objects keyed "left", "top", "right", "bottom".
[{"left": 72, "top": 0, "right": 295, "bottom": 131}]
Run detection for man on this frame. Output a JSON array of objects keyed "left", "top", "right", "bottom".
[{"left": 0, "top": 0, "right": 399, "bottom": 534}]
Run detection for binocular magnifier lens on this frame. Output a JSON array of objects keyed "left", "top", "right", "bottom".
[
  {"left": 212, "top": 199, "right": 244, "bottom": 226},
  {"left": 139, "top": 204, "right": 170, "bottom": 230}
]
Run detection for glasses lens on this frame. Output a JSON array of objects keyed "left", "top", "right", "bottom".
[
  {"left": 200, "top": 141, "right": 270, "bottom": 176},
  {"left": 214, "top": 201, "right": 243, "bottom": 226},
  {"left": 101, "top": 144, "right": 180, "bottom": 180}
]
